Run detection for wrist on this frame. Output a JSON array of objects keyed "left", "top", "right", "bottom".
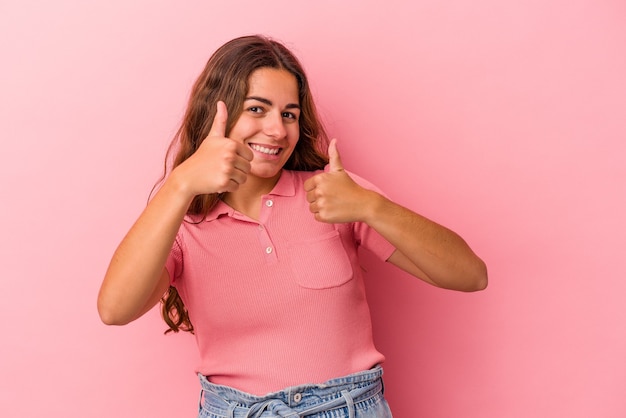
[
  {"left": 161, "top": 171, "right": 196, "bottom": 206},
  {"left": 360, "top": 189, "right": 387, "bottom": 225}
]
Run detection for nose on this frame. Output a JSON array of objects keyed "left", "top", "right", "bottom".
[{"left": 263, "top": 111, "right": 287, "bottom": 140}]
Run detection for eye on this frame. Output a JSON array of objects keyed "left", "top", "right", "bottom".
[
  {"left": 282, "top": 111, "right": 299, "bottom": 121},
  {"left": 247, "top": 106, "right": 264, "bottom": 114}
]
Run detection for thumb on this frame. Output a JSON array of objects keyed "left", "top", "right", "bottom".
[
  {"left": 328, "top": 138, "right": 344, "bottom": 172},
  {"left": 208, "top": 100, "right": 228, "bottom": 138}
]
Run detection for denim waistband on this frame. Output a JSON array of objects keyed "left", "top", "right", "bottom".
[{"left": 198, "top": 366, "right": 385, "bottom": 418}]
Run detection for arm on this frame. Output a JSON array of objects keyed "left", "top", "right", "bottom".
[
  {"left": 303, "top": 139, "right": 487, "bottom": 291},
  {"left": 97, "top": 179, "right": 194, "bottom": 325},
  {"left": 361, "top": 192, "right": 487, "bottom": 291},
  {"left": 97, "top": 102, "right": 253, "bottom": 325}
]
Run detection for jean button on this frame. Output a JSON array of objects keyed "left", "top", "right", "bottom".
[{"left": 293, "top": 393, "right": 302, "bottom": 403}]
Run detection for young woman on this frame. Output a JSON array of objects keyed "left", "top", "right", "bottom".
[{"left": 98, "top": 35, "right": 487, "bottom": 418}]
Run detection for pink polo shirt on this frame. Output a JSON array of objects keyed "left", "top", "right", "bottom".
[{"left": 165, "top": 169, "right": 395, "bottom": 396}]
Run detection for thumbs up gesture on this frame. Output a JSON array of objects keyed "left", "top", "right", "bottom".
[
  {"left": 304, "top": 139, "right": 373, "bottom": 223},
  {"left": 171, "top": 101, "right": 254, "bottom": 197}
]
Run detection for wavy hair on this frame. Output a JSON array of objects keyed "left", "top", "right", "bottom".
[{"left": 159, "top": 35, "right": 330, "bottom": 334}]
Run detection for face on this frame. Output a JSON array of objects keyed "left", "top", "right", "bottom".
[{"left": 229, "top": 67, "right": 300, "bottom": 185}]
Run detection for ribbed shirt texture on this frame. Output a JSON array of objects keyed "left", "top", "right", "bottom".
[{"left": 166, "top": 168, "right": 395, "bottom": 396}]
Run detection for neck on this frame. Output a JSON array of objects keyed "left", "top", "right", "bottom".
[{"left": 222, "top": 171, "right": 282, "bottom": 220}]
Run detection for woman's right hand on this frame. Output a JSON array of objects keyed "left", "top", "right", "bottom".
[
  {"left": 98, "top": 101, "right": 253, "bottom": 326},
  {"left": 170, "top": 101, "right": 253, "bottom": 198}
]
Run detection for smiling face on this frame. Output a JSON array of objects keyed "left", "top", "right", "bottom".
[{"left": 228, "top": 67, "right": 301, "bottom": 188}]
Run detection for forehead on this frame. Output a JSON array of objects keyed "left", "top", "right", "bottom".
[{"left": 247, "top": 68, "right": 299, "bottom": 102}]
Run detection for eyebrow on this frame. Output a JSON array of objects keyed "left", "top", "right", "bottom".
[{"left": 245, "top": 96, "right": 301, "bottom": 110}]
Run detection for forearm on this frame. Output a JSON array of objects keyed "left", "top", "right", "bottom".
[
  {"left": 362, "top": 191, "right": 487, "bottom": 291},
  {"left": 97, "top": 176, "right": 194, "bottom": 325}
]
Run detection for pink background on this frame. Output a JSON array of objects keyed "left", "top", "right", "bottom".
[{"left": 1, "top": 1, "right": 625, "bottom": 417}]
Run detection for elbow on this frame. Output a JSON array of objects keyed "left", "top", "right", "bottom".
[
  {"left": 470, "top": 275, "right": 488, "bottom": 292},
  {"left": 465, "top": 259, "right": 488, "bottom": 292},
  {"left": 97, "top": 294, "right": 133, "bottom": 326},
  {"left": 98, "top": 312, "right": 129, "bottom": 327},
  {"left": 98, "top": 306, "right": 129, "bottom": 326},
  {"left": 442, "top": 258, "right": 487, "bottom": 292}
]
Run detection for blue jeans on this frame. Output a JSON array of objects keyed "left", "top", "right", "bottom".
[{"left": 197, "top": 366, "right": 393, "bottom": 417}]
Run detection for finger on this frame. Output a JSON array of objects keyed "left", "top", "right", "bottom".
[
  {"left": 217, "top": 179, "right": 241, "bottom": 194},
  {"left": 232, "top": 154, "right": 252, "bottom": 175},
  {"left": 208, "top": 100, "right": 228, "bottom": 138},
  {"left": 303, "top": 176, "right": 317, "bottom": 192},
  {"left": 236, "top": 142, "right": 254, "bottom": 162},
  {"left": 220, "top": 163, "right": 249, "bottom": 189},
  {"left": 230, "top": 169, "right": 248, "bottom": 187},
  {"left": 305, "top": 188, "right": 317, "bottom": 203},
  {"left": 328, "top": 138, "right": 344, "bottom": 172}
]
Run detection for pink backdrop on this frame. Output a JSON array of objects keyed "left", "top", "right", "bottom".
[{"left": 1, "top": 1, "right": 625, "bottom": 417}]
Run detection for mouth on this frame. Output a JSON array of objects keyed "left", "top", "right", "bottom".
[{"left": 249, "top": 143, "right": 282, "bottom": 156}]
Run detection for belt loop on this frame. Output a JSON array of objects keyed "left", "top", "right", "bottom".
[
  {"left": 198, "top": 389, "right": 204, "bottom": 414},
  {"left": 341, "top": 390, "right": 355, "bottom": 418},
  {"left": 227, "top": 401, "right": 237, "bottom": 418}
]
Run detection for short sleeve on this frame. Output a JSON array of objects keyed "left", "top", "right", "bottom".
[
  {"left": 348, "top": 170, "right": 396, "bottom": 261},
  {"left": 165, "top": 235, "right": 184, "bottom": 285}
]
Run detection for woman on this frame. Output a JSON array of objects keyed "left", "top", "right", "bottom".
[{"left": 98, "top": 34, "right": 487, "bottom": 417}]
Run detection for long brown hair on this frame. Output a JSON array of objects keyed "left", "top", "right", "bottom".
[{"left": 160, "top": 35, "right": 330, "bottom": 334}]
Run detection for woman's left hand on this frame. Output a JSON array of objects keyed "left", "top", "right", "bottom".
[{"left": 304, "top": 139, "right": 375, "bottom": 224}]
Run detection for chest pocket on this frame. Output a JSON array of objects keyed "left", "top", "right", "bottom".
[{"left": 286, "top": 230, "right": 353, "bottom": 289}]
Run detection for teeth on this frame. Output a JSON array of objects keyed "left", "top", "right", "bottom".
[{"left": 250, "top": 144, "right": 279, "bottom": 155}]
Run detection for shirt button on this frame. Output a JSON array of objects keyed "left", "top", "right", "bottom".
[
  {"left": 293, "top": 393, "right": 302, "bottom": 403},
  {"left": 265, "top": 247, "right": 273, "bottom": 254},
  {"left": 266, "top": 200, "right": 273, "bottom": 207}
]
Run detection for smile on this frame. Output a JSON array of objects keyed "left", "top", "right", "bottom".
[{"left": 249, "top": 144, "right": 281, "bottom": 155}]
